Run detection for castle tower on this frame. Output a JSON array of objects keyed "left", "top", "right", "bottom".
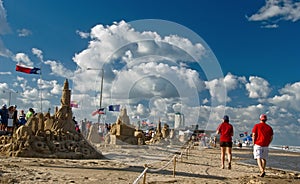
[{"left": 61, "top": 79, "right": 71, "bottom": 107}]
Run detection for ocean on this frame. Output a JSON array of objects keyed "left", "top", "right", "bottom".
[
  {"left": 239, "top": 145, "right": 300, "bottom": 172},
  {"left": 270, "top": 145, "right": 300, "bottom": 153}
]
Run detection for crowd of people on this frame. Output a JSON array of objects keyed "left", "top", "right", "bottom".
[{"left": 0, "top": 104, "right": 36, "bottom": 134}]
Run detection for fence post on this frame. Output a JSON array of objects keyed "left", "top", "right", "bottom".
[
  {"left": 173, "top": 156, "right": 176, "bottom": 177},
  {"left": 143, "top": 164, "right": 147, "bottom": 184}
]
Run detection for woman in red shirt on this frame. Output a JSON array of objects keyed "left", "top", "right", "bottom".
[{"left": 216, "top": 115, "right": 234, "bottom": 169}]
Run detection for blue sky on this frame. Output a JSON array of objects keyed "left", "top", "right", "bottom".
[{"left": 0, "top": 0, "right": 300, "bottom": 145}]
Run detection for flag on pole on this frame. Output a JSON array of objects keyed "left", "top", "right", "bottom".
[
  {"left": 16, "top": 64, "right": 41, "bottom": 74},
  {"left": 70, "top": 101, "right": 79, "bottom": 108},
  {"left": 92, "top": 108, "right": 106, "bottom": 116},
  {"left": 108, "top": 104, "right": 120, "bottom": 111}
]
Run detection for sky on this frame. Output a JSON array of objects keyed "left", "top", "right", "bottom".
[{"left": 0, "top": 0, "right": 300, "bottom": 146}]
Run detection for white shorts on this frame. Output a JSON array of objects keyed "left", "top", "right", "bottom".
[{"left": 253, "top": 145, "right": 269, "bottom": 159}]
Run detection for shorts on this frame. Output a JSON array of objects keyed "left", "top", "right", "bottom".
[
  {"left": 253, "top": 145, "right": 269, "bottom": 159},
  {"left": 220, "top": 141, "right": 232, "bottom": 148}
]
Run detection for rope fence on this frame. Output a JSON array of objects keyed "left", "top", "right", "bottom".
[{"left": 132, "top": 145, "right": 192, "bottom": 184}]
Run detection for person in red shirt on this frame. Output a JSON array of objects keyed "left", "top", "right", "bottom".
[
  {"left": 252, "top": 114, "right": 273, "bottom": 177},
  {"left": 216, "top": 115, "right": 234, "bottom": 169}
]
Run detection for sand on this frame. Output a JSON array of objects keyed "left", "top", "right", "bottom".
[{"left": 0, "top": 144, "right": 299, "bottom": 184}]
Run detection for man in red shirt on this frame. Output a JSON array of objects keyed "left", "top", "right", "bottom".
[
  {"left": 216, "top": 115, "right": 234, "bottom": 169},
  {"left": 252, "top": 114, "right": 273, "bottom": 177}
]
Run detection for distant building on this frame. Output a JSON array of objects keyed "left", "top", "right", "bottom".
[{"left": 174, "top": 112, "right": 185, "bottom": 129}]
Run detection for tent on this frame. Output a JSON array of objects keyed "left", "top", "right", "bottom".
[{"left": 243, "top": 135, "right": 252, "bottom": 142}]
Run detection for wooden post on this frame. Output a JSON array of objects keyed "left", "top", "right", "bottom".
[
  {"left": 143, "top": 164, "right": 147, "bottom": 184},
  {"left": 173, "top": 156, "right": 176, "bottom": 177},
  {"left": 186, "top": 148, "right": 188, "bottom": 160}
]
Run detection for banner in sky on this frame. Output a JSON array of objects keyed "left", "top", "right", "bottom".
[
  {"left": 108, "top": 104, "right": 120, "bottom": 111},
  {"left": 16, "top": 65, "right": 41, "bottom": 74},
  {"left": 92, "top": 108, "right": 106, "bottom": 116},
  {"left": 70, "top": 101, "right": 79, "bottom": 108}
]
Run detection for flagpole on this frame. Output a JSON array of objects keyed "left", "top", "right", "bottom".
[
  {"left": 98, "top": 68, "right": 104, "bottom": 124},
  {"left": 87, "top": 67, "right": 104, "bottom": 124},
  {"left": 40, "top": 66, "right": 42, "bottom": 112}
]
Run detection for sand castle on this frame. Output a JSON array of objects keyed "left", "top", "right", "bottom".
[
  {"left": 0, "top": 79, "right": 103, "bottom": 159},
  {"left": 109, "top": 107, "right": 145, "bottom": 145}
]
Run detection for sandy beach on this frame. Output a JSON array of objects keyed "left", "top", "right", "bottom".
[{"left": 0, "top": 144, "right": 299, "bottom": 184}]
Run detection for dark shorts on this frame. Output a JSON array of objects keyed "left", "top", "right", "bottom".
[{"left": 220, "top": 141, "right": 232, "bottom": 148}]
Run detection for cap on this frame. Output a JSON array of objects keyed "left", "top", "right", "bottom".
[
  {"left": 223, "top": 115, "right": 229, "bottom": 122},
  {"left": 260, "top": 114, "right": 267, "bottom": 121},
  {"left": 2, "top": 104, "right": 7, "bottom": 108}
]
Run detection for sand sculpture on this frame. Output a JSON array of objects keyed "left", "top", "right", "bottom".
[
  {"left": 146, "top": 121, "right": 173, "bottom": 145},
  {"left": 0, "top": 79, "right": 103, "bottom": 159},
  {"left": 87, "top": 123, "right": 102, "bottom": 144},
  {"left": 109, "top": 107, "right": 145, "bottom": 145}
]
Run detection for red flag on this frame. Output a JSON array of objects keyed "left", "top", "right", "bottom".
[
  {"left": 70, "top": 101, "right": 79, "bottom": 108},
  {"left": 92, "top": 108, "right": 105, "bottom": 116},
  {"left": 16, "top": 65, "right": 40, "bottom": 74}
]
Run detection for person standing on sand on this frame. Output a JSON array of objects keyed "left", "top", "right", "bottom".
[
  {"left": 252, "top": 114, "right": 273, "bottom": 177},
  {"left": 216, "top": 115, "right": 234, "bottom": 169}
]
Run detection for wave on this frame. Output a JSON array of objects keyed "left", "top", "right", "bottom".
[{"left": 270, "top": 145, "right": 300, "bottom": 153}]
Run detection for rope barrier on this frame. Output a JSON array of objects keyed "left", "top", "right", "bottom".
[
  {"left": 132, "top": 165, "right": 148, "bottom": 184},
  {"left": 148, "top": 155, "right": 176, "bottom": 172},
  {"left": 132, "top": 145, "right": 191, "bottom": 184}
]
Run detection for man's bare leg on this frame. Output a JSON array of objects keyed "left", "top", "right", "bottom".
[
  {"left": 227, "top": 147, "right": 232, "bottom": 169},
  {"left": 220, "top": 147, "right": 225, "bottom": 169}
]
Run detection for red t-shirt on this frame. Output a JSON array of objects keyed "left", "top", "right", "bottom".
[
  {"left": 252, "top": 122, "right": 273, "bottom": 147},
  {"left": 217, "top": 122, "right": 233, "bottom": 142}
]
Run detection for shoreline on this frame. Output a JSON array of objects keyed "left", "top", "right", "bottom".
[{"left": 0, "top": 145, "right": 299, "bottom": 183}]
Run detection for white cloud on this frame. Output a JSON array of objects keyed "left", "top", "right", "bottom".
[
  {"left": 248, "top": 0, "right": 300, "bottom": 26},
  {"left": 0, "top": 1, "right": 12, "bottom": 57},
  {"left": 76, "top": 30, "right": 89, "bottom": 39},
  {"left": 0, "top": 0, "right": 11, "bottom": 35},
  {"left": 32, "top": 48, "right": 43, "bottom": 62},
  {"left": 246, "top": 76, "right": 271, "bottom": 98},
  {"left": 73, "top": 20, "right": 206, "bottom": 69},
  {"left": 14, "top": 53, "right": 34, "bottom": 66},
  {"left": 205, "top": 73, "right": 242, "bottom": 104},
  {"left": 261, "top": 24, "right": 279, "bottom": 28},
  {"left": 44, "top": 60, "right": 74, "bottom": 78},
  {"left": 17, "top": 29, "right": 32, "bottom": 37},
  {"left": 269, "top": 82, "right": 300, "bottom": 111}
]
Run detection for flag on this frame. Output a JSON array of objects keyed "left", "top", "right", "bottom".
[
  {"left": 16, "top": 64, "right": 41, "bottom": 74},
  {"left": 108, "top": 104, "right": 120, "bottom": 111},
  {"left": 92, "top": 108, "right": 105, "bottom": 116},
  {"left": 70, "top": 101, "right": 79, "bottom": 108}
]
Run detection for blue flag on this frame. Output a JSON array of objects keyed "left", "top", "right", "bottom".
[{"left": 108, "top": 105, "right": 120, "bottom": 111}]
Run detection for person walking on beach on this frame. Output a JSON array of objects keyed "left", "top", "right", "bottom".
[
  {"left": 252, "top": 114, "right": 273, "bottom": 177},
  {"left": 216, "top": 115, "right": 234, "bottom": 169}
]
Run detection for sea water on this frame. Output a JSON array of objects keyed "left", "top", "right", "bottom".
[
  {"left": 239, "top": 145, "right": 300, "bottom": 172},
  {"left": 270, "top": 145, "right": 300, "bottom": 153}
]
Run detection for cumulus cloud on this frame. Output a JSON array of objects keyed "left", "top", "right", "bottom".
[
  {"left": 205, "top": 73, "right": 243, "bottom": 104},
  {"left": 247, "top": 0, "right": 300, "bottom": 27},
  {"left": 246, "top": 76, "right": 271, "bottom": 99},
  {"left": 73, "top": 21, "right": 206, "bottom": 69},
  {"left": 269, "top": 82, "right": 300, "bottom": 111}
]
